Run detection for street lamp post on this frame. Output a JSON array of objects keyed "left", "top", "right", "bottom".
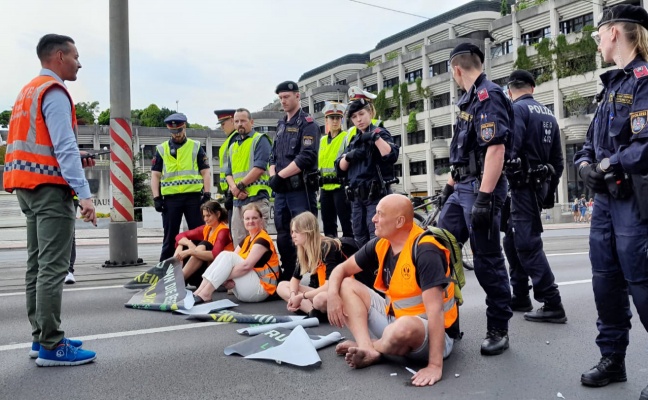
[
  {"left": 176, "top": 100, "right": 179, "bottom": 111},
  {"left": 140, "top": 144, "right": 145, "bottom": 168}
]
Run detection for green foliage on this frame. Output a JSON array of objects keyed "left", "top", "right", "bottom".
[
  {"left": 399, "top": 82, "right": 410, "bottom": 110},
  {"left": 97, "top": 108, "right": 110, "bottom": 125},
  {"left": 386, "top": 50, "right": 400, "bottom": 61},
  {"left": 564, "top": 91, "right": 590, "bottom": 116},
  {"left": 415, "top": 77, "right": 432, "bottom": 98},
  {"left": 188, "top": 123, "right": 210, "bottom": 130},
  {"left": 0, "top": 109, "right": 11, "bottom": 127},
  {"left": 0, "top": 144, "right": 5, "bottom": 165},
  {"left": 373, "top": 89, "right": 388, "bottom": 120},
  {"left": 500, "top": 0, "right": 509, "bottom": 16},
  {"left": 75, "top": 101, "right": 100, "bottom": 125},
  {"left": 132, "top": 154, "right": 151, "bottom": 221},
  {"left": 391, "top": 84, "right": 400, "bottom": 119},
  {"left": 366, "top": 61, "right": 377, "bottom": 67},
  {"left": 139, "top": 104, "right": 162, "bottom": 127},
  {"left": 513, "top": 46, "right": 533, "bottom": 71},
  {"left": 406, "top": 111, "right": 417, "bottom": 133}
]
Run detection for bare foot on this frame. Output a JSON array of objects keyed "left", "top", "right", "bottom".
[
  {"left": 335, "top": 340, "right": 357, "bottom": 356},
  {"left": 345, "top": 347, "right": 381, "bottom": 369}
]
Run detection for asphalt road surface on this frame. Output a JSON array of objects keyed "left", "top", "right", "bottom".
[{"left": 2, "top": 229, "right": 647, "bottom": 400}]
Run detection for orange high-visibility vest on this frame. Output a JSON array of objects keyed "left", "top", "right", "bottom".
[
  {"left": 202, "top": 222, "right": 234, "bottom": 251},
  {"left": 237, "top": 229, "right": 280, "bottom": 295},
  {"left": 373, "top": 225, "right": 458, "bottom": 328},
  {"left": 4, "top": 75, "right": 77, "bottom": 192}
]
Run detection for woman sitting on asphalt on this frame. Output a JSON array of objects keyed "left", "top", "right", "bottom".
[
  {"left": 276, "top": 212, "right": 346, "bottom": 321},
  {"left": 174, "top": 201, "right": 234, "bottom": 287},
  {"left": 193, "top": 204, "right": 280, "bottom": 303}
]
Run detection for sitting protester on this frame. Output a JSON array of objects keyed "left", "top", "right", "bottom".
[
  {"left": 174, "top": 201, "right": 233, "bottom": 287},
  {"left": 327, "top": 194, "right": 460, "bottom": 387},
  {"left": 193, "top": 204, "right": 280, "bottom": 303},
  {"left": 276, "top": 212, "right": 346, "bottom": 320}
]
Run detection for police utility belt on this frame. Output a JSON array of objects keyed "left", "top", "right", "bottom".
[
  {"left": 278, "top": 171, "right": 320, "bottom": 192},
  {"left": 450, "top": 150, "right": 483, "bottom": 182},
  {"left": 505, "top": 158, "right": 554, "bottom": 191},
  {"left": 345, "top": 177, "right": 399, "bottom": 202}
]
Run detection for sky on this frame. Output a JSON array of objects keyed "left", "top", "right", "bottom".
[{"left": 1, "top": 0, "right": 473, "bottom": 128}]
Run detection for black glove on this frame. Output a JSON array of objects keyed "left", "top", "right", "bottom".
[
  {"left": 439, "top": 184, "right": 454, "bottom": 208},
  {"left": 153, "top": 196, "right": 165, "bottom": 213},
  {"left": 201, "top": 192, "right": 211, "bottom": 204},
  {"left": 541, "top": 176, "right": 559, "bottom": 209},
  {"left": 360, "top": 131, "right": 378, "bottom": 143},
  {"left": 471, "top": 191, "right": 493, "bottom": 230},
  {"left": 345, "top": 149, "right": 360, "bottom": 162},
  {"left": 579, "top": 164, "right": 607, "bottom": 193},
  {"left": 269, "top": 175, "right": 286, "bottom": 193}
]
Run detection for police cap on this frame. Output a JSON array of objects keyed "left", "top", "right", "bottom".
[
  {"left": 164, "top": 113, "right": 188, "bottom": 128},
  {"left": 508, "top": 70, "right": 536, "bottom": 88},
  {"left": 449, "top": 43, "right": 484, "bottom": 64},
  {"left": 598, "top": 4, "right": 648, "bottom": 30},
  {"left": 346, "top": 99, "right": 370, "bottom": 119},
  {"left": 322, "top": 101, "right": 346, "bottom": 117},
  {"left": 348, "top": 86, "right": 377, "bottom": 101},
  {"left": 213, "top": 109, "right": 236, "bottom": 122},
  {"left": 275, "top": 80, "right": 299, "bottom": 94}
]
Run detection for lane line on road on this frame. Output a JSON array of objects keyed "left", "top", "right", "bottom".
[
  {"left": 0, "top": 285, "right": 124, "bottom": 297},
  {"left": 558, "top": 279, "right": 592, "bottom": 286},
  {"left": 0, "top": 322, "right": 225, "bottom": 353}
]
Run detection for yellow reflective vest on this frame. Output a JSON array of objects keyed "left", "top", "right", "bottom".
[
  {"left": 228, "top": 132, "right": 272, "bottom": 199},
  {"left": 158, "top": 139, "right": 204, "bottom": 196},
  {"left": 218, "top": 132, "right": 236, "bottom": 193},
  {"left": 319, "top": 131, "right": 348, "bottom": 191}
]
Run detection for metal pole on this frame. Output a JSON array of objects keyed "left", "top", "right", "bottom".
[{"left": 106, "top": 0, "right": 142, "bottom": 267}]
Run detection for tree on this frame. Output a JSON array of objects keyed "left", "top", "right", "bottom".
[
  {"left": 98, "top": 108, "right": 110, "bottom": 125},
  {"left": 140, "top": 104, "right": 163, "bottom": 127},
  {"left": 0, "top": 144, "right": 5, "bottom": 165},
  {"left": 0, "top": 110, "right": 11, "bottom": 128},
  {"left": 75, "top": 101, "right": 100, "bottom": 125},
  {"left": 132, "top": 154, "right": 151, "bottom": 221},
  {"left": 187, "top": 123, "right": 209, "bottom": 130},
  {"left": 500, "top": 0, "right": 508, "bottom": 16}
]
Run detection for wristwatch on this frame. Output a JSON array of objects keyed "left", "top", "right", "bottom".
[
  {"left": 236, "top": 182, "right": 247, "bottom": 191},
  {"left": 598, "top": 158, "right": 611, "bottom": 173}
]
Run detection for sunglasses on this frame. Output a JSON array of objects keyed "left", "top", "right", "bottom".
[{"left": 168, "top": 127, "right": 184, "bottom": 134}]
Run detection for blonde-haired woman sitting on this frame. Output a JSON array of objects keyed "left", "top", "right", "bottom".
[
  {"left": 276, "top": 212, "right": 346, "bottom": 320},
  {"left": 193, "top": 204, "right": 280, "bottom": 303}
]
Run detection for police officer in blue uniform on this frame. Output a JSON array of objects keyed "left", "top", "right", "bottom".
[
  {"left": 336, "top": 98, "right": 399, "bottom": 247},
  {"left": 269, "top": 81, "right": 320, "bottom": 281},
  {"left": 151, "top": 113, "right": 211, "bottom": 261},
  {"left": 502, "top": 70, "right": 566, "bottom": 323},
  {"left": 437, "top": 43, "right": 513, "bottom": 356},
  {"left": 574, "top": 6, "right": 648, "bottom": 398}
]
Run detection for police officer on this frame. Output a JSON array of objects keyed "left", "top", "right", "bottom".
[
  {"left": 336, "top": 98, "right": 399, "bottom": 247},
  {"left": 151, "top": 113, "right": 211, "bottom": 261},
  {"left": 502, "top": 70, "right": 567, "bottom": 323},
  {"left": 269, "top": 80, "right": 320, "bottom": 281},
  {"left": 574, "top": 6, "right": 648, "bottom": 398},
  {"left": 215, "top": 109, "right": 237, "bottom": 226},
  {"left": 344, "top": 86, "right": 384, "bottom": 147},
  {"left": 437, "top": 43, "right": 513, "bottom": 356},
  {"left": 319, "top": 102, "right": 353, "bottom": 238}
]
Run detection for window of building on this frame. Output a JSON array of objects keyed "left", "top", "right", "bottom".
[
  {"left": 434, "top": 157, "right": 450, "bottom": 175},
  {"left": 432, "top": 93, "right": 451, "bottom": 108},
  {"left": 409, "top": 161, "right": 427, "bottom": 175},
  {"left": 429, "top": 61, "right": 449, "bottom": 77},
  {"left": 383, "top": 77, "right": 399, "bottom": 89},
  {"left": 559, "top": 13, "right": 594, "bottom": 34},
  {"left": 301, "top": 106, "right": 310, "bottom": 114},
  {"left": 563, "top": 95, "right": 596, "bottom": 117},
  {"left": 432, "top": 125, "right": 452, "bottom": 139},
  {"left": 545, "top": 104, "right": 554, "bottom": 113},
  {"left": 254, "top": 125, "right": 277, "bottom": 133},
  {"left": 364, "top": 84, "right": 378, "bottom": 93},
  {"left": 314, "top": 101, "right": 325, "bottom": 113},
  {"left": 335, "top": 79, "right": 347, "bottom": 85},
  {"left": 405, "top": 69, "right": 423, "bottom": 83},
  {"left": 521, "top": 26, "right": 551, "bottom": 46},
  {"left": 394, "top": 164, "right": 403, "bottom": 177},
  {"left": 407, "top": 130, "right": 426, "bottom": 145},
  {"left": 393, "top": 135, "right": 402, "bottom": 147},
  {"left": 490, "top": 39, "right": 513, "bottom": 58},
  {"left": 408, "top": 100, "right": 424, "bottom": 113},
  {"left": 492, "top": 77, "right": 509, "bottom": 89}
]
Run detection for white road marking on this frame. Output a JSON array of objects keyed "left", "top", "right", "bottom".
[
  {"left": 0, "top": 285, "right": 124, "bottom": 297},
  {"left": 558, "top": 279, "right": 592, "bottom": 286},
  {"left": 0, "top": 322, "right": 225, "bottom": 352}
]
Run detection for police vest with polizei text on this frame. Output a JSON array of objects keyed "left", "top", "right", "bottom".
[
  {"left": 157, "top": 139, "right": 203, "bottom": 196},
  {"left": 228, "top": 132, "right": 272, "bottom": 199}
]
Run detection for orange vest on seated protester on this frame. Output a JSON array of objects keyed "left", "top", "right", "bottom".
[
  {"left": 202, "top": 223, "right": 234, "bottom": 251},
  {"left": 237, "top": 229, "right": 280, "bottom": 295},
  {"left": 373, "top": 224, "right": 458, "bottom": 329},
  {"left": 4, "top": 75, "right": 77, "bottom": 192}
]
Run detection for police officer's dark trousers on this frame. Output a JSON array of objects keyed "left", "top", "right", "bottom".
[
  {"left": 275, "top": 190, "right": 317, "bottom": 281},
  {"left": 503, "top": 186, "right": 561, "bottom": 305},
  {"left": 352, "top": 198, "right": 380, "bottom": 248},
  {"left": 160, "top": 192, "right": 204, "bottom": 261},
  {"left": 590, "top": 192, "right": 648, "bottom": 357},
  {"left": 439, "top": 177, "right": 512, "bottom": 330},
  {"left": 320, "top": 188, "right": 353, "bottom": 238}
]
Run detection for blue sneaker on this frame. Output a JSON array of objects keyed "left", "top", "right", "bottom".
[
  {"left": 29, "top": 338, "right": 83, "bottom": 359},
  {"left": 35, "top": 339, "right": 96, "bottom": 367}
]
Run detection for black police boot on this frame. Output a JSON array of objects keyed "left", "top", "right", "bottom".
[
  {"left": 580, "top": 355, "right": 627, "bottom": 387},
  {"left": 640, "top": 384, "right": 648, "bottom": 400},
  {"left": 511, "top": 294, "right": 533, "bottom": 312},
  {"left": 523, "top": 303, "right": 567, "bottom": 323},
  {"left": 480, "top": 329, "right": 509, "bottom": 356}
]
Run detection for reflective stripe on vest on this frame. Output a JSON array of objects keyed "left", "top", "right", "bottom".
[
  {"left": 158, "top": 139, "right": 203, "bottom": 196},
  {"left": 228, "top": 132, "right": 272, "bottom": 199},
  {"left": 218, "top": 132, "right": 236, "bottom": 193},
  {"left": 319, "top": 131, "right": 348, "bottom": 191},
  {"left": 3, "top": 76, "right": 77, "bottom": 192},
  {"left": 237, "top": 229, "right": 280, "bottom": 295},
  {"left": 202, "top": 223, "right": 234, "bottom": 251},
  {"left": 373, "top": 225, "right": 458, "bottom": 328}
]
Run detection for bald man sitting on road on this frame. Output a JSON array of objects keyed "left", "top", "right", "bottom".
[{"left": 327, "top": 194, "right": 460, "bottom": 387}]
